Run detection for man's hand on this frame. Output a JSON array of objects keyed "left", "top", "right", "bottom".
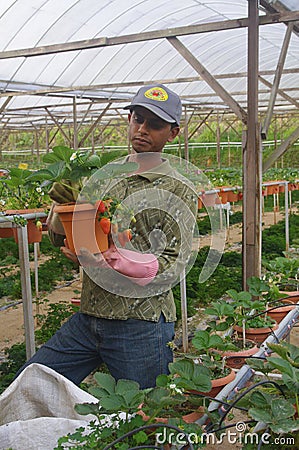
[
  {"left": 79, "top": 245, "right": 118, "bottom": 268},
  {"left": 60, "top": 239, "right": 79, "bottom": 265}
]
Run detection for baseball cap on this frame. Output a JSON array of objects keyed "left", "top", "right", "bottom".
[{"left": 124, "top": 84, "right": 182, "bottom": 125}]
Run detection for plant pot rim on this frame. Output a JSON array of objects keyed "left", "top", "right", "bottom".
[
  {"left": 234, "top": 322, "right": 278, "bottom": 334},
  {"left": 53, "top": 202, "right": 95, "bottom": 213},
  {"left": 220, "top": 341, "right": 259, "bottom": 357}
]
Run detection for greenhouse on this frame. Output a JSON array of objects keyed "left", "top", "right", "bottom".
[{"left": 0, "top": 0, "right": 299, "bottom": 449}]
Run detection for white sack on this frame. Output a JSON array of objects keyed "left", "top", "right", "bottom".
[{"left": 0, "top": 363, "right": 98, "bottom": 450}]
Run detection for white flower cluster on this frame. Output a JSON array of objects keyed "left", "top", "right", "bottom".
[{"left": 169, "top": 383, "right": 184, "bottom": 395}]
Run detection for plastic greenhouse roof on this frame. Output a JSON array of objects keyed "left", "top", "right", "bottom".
[{"left": 0, "top": 0, "right": 298, "bottom": 129}]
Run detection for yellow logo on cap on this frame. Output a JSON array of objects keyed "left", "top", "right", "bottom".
[{"left": 144, "top": 87, "right": 168, "bottom": 102}]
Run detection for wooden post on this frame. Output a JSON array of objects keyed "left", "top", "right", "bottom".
[{"left": 242, "top": 0, "right": 262, "bottom": 289}]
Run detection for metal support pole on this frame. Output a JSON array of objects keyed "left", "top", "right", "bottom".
[
  {"left": 17, "top": 225, "right": 36, "bottom": 359},
  {"left": 184, "top": 106, "right": 189, "bottom": 162},
  {"left": 180, "top": 269, "right": 188, "bottom": 353},
  {"left": 34, "top": 242, "right": 39, "bottom": 298},
  {"left": 73, "top": 96, "right": 78, "bottom": 150},
  {"left": 284, "top": 181, "right": 289, "bottom": 252}
]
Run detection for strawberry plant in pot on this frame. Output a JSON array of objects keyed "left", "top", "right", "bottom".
[
  {"left": 188, "top": 329, "right": 236, "bottom": 397},
  {"left": 228, "top": 341, "right": 299, "bottom": 447},
  {"left": 0, "top": 166, "right": 50, "bottom": 243},
  {"left": 55, "top": 370, "right": 204, "bottom": 449},
  {"left": 227, "top": 277, "right": 278, "bottom": 344},
  {"left": 28, "top": 146, "right": 138, "bottom": 255},
  {"left": 204, "top": 300, "right": 259, "bottom": 369},
  {"left": 263, "top": 256, "right": 299, "bottom": 302}
]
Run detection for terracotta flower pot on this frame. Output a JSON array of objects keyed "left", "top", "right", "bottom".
[
  {"left": 227, "top": 191, "right": 241, "bottom": 202},
  {"left": 217, "top": 339, "right": 259, "bottom": 369},
  {"left": 13, "top": 219, "right": 43, "bottom": 244},
  {"left": 138, "top": 403, "right": 204, "bottom": 424},
  {"left": 218, "top": 188, "right": 229, "bottom": 204},
  {"left": 233, "top": 322, "right": 278, "bottom": 344},
  {"left": 207, "top": 368, "right": 236, "bottom": 397},
  {"left": 189, "top": 368, "right": 236, "bottom": 398},
  {"left": 202, "top": 192, "right": 217, "bottom": 207},
  {"left": 71, "top": 298, "right": 81, "bottom": 306},
  {"left": 266, "top": 183, "right": 280, "bottom": 195},
  {"left": 267, "top": 298, "right": 297, "bottom": 324},
  {"left": 279, "top": 291, "right": 299, "bottom": 302},
  {"left": 0, "top": 227, "right": 14, "bottom": 238},
  {"left": 5, "top": 208, "right": 46, "bottom": 244},
  {"left": 53, "top": 202, "right": 108, "bottom": 255}
]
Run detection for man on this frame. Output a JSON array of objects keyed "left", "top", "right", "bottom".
[{"left": 16, "top": 85, "right": 198, "bottom": 389}]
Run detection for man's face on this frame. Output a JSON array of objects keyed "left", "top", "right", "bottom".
[{"left": 128, "top": 106, "right": 179, "bottom": 154}]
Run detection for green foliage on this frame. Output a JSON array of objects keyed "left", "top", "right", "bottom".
[
  {"left": 28, "top": 146, "right": 138, "bottom": 203},
  {"left": 0, "top": 235, "right": 77, "bottom": 300},
  {"left": 0, "top": 343, "right": 26, "bottom": 393},
  {"left": 173, "top": 247, "right": 242, "bottom": 315},
  {"left": 246, "top": 391, "right": 299, "bottom": 435},
  {"left": 166, "top": 357, "right": 212, "bottom": 393},
  {"left": 56, "top": 370, "right": 204, "bottom": 449},
  {"left": 0, "top": 166, "right": 50, "bottom": 209},
  {"left": 226, "top": 276, "right": 277, "bottom": 329},
  {"left": 0, "top": 298, "right": 78, "bottom": 394},
  {"left": 35, "top": 300, "right": 79, "bottom": 344},
  {"left": 262, "top": 213, "right": 299, "bottom": 259}
]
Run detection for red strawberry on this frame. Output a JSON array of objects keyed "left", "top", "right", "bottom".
[
  {"left": 99, "top": 217, "right": 111, "bottom": 234},
  {"left": 95, "top": 200, "right": 106, "bottom": 214}
]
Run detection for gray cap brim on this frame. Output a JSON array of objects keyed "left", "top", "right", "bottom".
[{"left": 123, "top": 102, "right": 176, "bottom": 124}]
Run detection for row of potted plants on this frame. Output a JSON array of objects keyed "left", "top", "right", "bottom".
[
  {"left": 54, "top": 338, "right": 299, "bottom": 449},
  {"left": 0, "top": 146, "right": 137, "bottom": 249}
]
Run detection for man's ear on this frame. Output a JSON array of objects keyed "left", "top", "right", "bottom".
[
  {"left": 168, "top": 126, "right": 180, "bottom": 142},
  {"left": 128, "top": 113, "right": 132, "bottom": 123}
]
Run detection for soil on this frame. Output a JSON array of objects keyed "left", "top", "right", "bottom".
[{"left": 0, "top": 208, "right": 298, "bottom": 449}]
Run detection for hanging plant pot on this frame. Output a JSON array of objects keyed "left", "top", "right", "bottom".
[
  {"left": 12, "top": 219, "right": 43, "bottom": 244},
  {"left": 227, "top": 190, "right": 241, "bottom": 203},
  {"left": 71, "top": 298, "right": 81, "bottom": 306},
  {"left": 201, "top": 192, "right": 217, "bottom": 207},
  {"left": 266, "top": 183, "right": 280, "bottom": 195},
  {"left": 53, "top": 202, "right": 109, "bottom": 255},
  {"left": 0, "top": 226, "right": 14, "bottom": 238},
  {"left": 279, "top": 291, "right": 299, "bottom": 301},
  {"left": 233, "top": 322, "right": 278, "bottom": 344},
  {"left": 218, "top": 188, "right": 229, "bottom": 204},
  {"left": 5, "top": 209, "right": 45, "bottom": 244}
]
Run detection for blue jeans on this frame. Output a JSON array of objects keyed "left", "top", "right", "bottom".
[{"left": 16, "top": 312, "right": 175, "bottom": 389}]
